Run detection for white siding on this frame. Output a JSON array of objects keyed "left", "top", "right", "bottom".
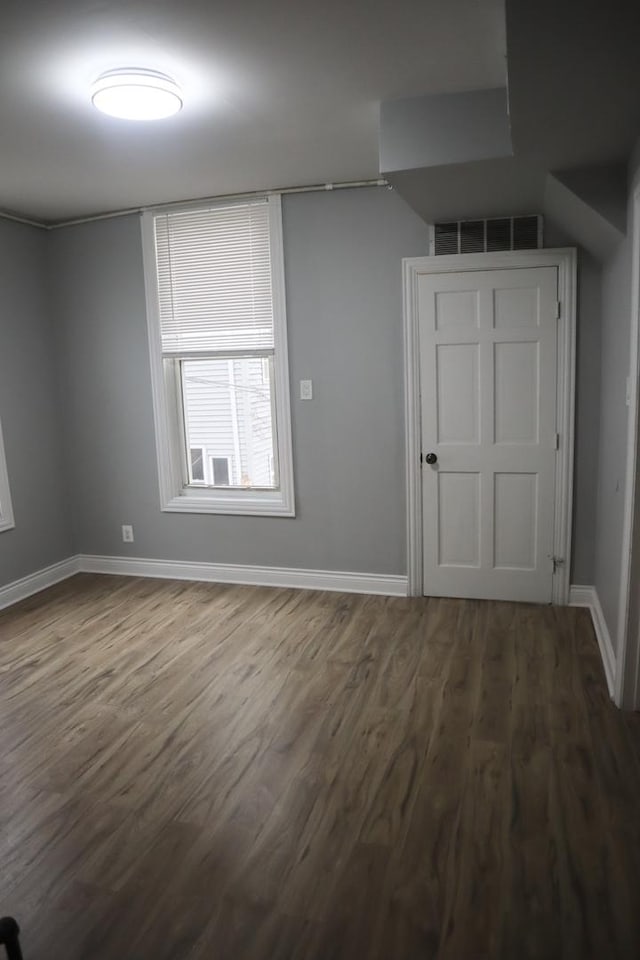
[{"left": 183, "top": 357, "right": 274, "bottom": 487}]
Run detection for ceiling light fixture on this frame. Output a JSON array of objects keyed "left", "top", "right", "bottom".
[{"left": 91, "top": 68, "right": 183, "bottom": 121}]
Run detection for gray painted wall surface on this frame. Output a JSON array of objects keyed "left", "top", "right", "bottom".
[
  {"left": 544, "top": 174, "right": 625, "bottom": 263},
  {"left": 593, "top": 151, "right": 640, "bottom": 653},
  {"left": 553, "top": 165, "right": 627, "bottom": 235},
  {"left": 594, "top": 236, "right": 630, "bottom": 650},
  {"left": 571, "top": 249, "right": 602, "bottom": 584},
  {"left": 0, "top": 219, "right": 73, "bottom": 588},
  {"left": 50, "top": 188, "right": 430, "bottom": 574},
  {"left": 1, "top": 183, "right": 606, "bottom": 589},
  {"left": 544, "top": 222, "right": 601, "bottom": 585},
  {"left": 622, "top": 140, "right": 640, "bottom": 704}
]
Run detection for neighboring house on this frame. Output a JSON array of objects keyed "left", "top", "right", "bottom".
[{"left": 184, "top": 357, "right": 274, "bottom": 488}]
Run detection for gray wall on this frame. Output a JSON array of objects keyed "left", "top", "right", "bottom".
[
  {"left": 593, "top": 235, "right": 631, "bottom": 648},
  {"left": 571, "top": 248, "right": 603, "bottom": 584},
  {"left": 0, "top": 183, "right": 611, "bottom": 589},
  {"left": 49, "top": 187, "right": 430, "bottom": 574},
  {"left": 0, "top": 218, "right": 73, "bottom": 588},
  {"left": 544, "top": 222, "right": 602, "bottom": 584},
  {"left": 593, "top": 150, "right": 640, "bottom": 653},
  {"left": 621, "top": 140, "right": 640, "bottom": 705}
]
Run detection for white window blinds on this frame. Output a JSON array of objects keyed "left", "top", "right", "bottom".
[{"left": 154, "top": 199, "right": 274, "bottom": 353}]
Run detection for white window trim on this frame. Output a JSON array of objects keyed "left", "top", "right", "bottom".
[
  {"left": 141, "top": 195, "right": 295, "bottom": 517},
  {"left": 0, "top": 415, "right": 15, "bottom": 533}
]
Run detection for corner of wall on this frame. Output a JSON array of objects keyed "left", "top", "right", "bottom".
[{"left": 570, "top": 584, "right": 617, "bottom": 699}]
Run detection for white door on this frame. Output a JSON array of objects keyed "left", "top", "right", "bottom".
[{"left": 419, "top": 266, "right": 558, "bottom": 603}]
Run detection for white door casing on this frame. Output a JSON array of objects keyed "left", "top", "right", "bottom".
[{"left": 404, "top": 249, "right": 577, "bottom": 604}]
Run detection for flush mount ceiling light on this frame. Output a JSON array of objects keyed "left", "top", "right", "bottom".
[{"left": 91, "top": 68, "right": 183, "bottom": 120}]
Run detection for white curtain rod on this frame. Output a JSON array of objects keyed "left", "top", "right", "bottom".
[{"left": 1, "top": 178, "right": 389, "bottom": 231}]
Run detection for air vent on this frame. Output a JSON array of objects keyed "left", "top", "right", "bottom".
[
  {"left": 460, "top": 220, "right": 485, "bottom": 254},
  {"left": 486, "top": 218, "right": 512, "bottom": 252},
  {"left": 433, "top": 216, "right": 542, "bottom": 255},
  {"left": 433, "top": 222, "right": 458, "bottom": 255},
  {"left": 513, "top": 215, "right": 540, "bottom": 250}
]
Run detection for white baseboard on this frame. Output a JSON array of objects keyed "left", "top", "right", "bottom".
[
  {"left": 0, "top": 553, "right": 407, "bottom": 612},
  {"left": 0, "top": 556, "right": 81, "bottom": 612},
  {"left": 569, "top": 584, "right": 616, "bottom": 697},
  {"left": 78, "top": 554, "right": 408, "bottom": 597}
]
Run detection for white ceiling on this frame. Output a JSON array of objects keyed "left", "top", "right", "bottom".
[{"left": 0, "top": 0, "right": 506, "bottom": 223}]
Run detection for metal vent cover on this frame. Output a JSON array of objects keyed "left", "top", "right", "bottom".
[{"left": 433, "top": 216, "right": 542, "bottom": 255}]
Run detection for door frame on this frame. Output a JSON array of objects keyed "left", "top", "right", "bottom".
[{"left": 403, "top": 248, "right": 577, "bottom": 602}]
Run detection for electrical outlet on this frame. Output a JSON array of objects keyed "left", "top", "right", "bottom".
[
  {"left": 300, "top": 379, "right": 313, "bottom": 400},
  {"left": 122, "top": 524, "right": 134, "bottom": 543}
]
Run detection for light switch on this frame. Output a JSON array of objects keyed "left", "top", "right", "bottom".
[{"left": 300, "top": 379, "right": 313, "bottom": 400}]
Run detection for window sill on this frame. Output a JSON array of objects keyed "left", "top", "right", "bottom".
[{"left": 161, "top": 489, "right": 295, "bottom": 517}]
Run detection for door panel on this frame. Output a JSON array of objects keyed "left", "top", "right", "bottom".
[
  {"left": 493, "top": 285, "right": 540, "bottom": 328},
  {"left": 438, "top": 472, "right": 481, "bottom": 567},
  {"left": 436, "top": 344, "right": 479, "bottom": 443},
  {"left": 434, "top": 289, "right": 480, "bottom": 330},
  {"left": 419, "top": 266, "right": 557, "bottom": 603},
  {"left": 494, "top": 341, "right": 539, "bottom": 444},
  {"left": 493, "top": 472, "right": 538, "bottom": 569}
]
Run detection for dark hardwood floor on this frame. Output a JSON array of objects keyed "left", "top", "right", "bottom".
[{"left": 1, "top": 574, "right": 640, "bottom": 959}]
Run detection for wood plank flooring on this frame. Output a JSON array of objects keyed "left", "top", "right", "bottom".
[{"left": 1, "top": 574, "right": 640, "bottom": 959}]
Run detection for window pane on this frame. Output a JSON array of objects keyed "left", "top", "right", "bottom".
[
  {"left": 182, "top": 357, "right": 277, "bottom": 489},
  {"left": 211, "top": 457, "right": 230, "bottom": 486},
  {"left": 189, "top": 447, "right": 205, "bottom": 482}
]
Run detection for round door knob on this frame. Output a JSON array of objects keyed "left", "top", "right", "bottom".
[{"left": 425, "top": 452, "right": 437, "bottom": 465}]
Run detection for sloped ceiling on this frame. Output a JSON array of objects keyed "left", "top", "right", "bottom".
[
  {"left": 506, "top": 0, "right": 640, "bottom": 170},
  {"left": 385, "top": 0, "right": 640, "bottom": 226}
]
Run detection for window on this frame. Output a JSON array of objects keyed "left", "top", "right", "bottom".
[
  {"left": 189, "top": 447, "right": 206, "bottom": 483},
  {"left": 210, "top": 456, "right": 231, "bottom": 486},
  {"left": 0, "top": 415, "right": 15, "bottom": 533},
  {"left": 142, "top": 195, "right": 294, "bottom": 516}
]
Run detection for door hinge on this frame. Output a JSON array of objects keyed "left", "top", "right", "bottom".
[
  {"left": 552, "top": 556, "right": 564, "bottom": 574},
  {"left": 554, "top": 432, "right": 560, "bottom": 450},
  {"left": 556, "top": 301, "right": 561, "bottom": 320}
]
